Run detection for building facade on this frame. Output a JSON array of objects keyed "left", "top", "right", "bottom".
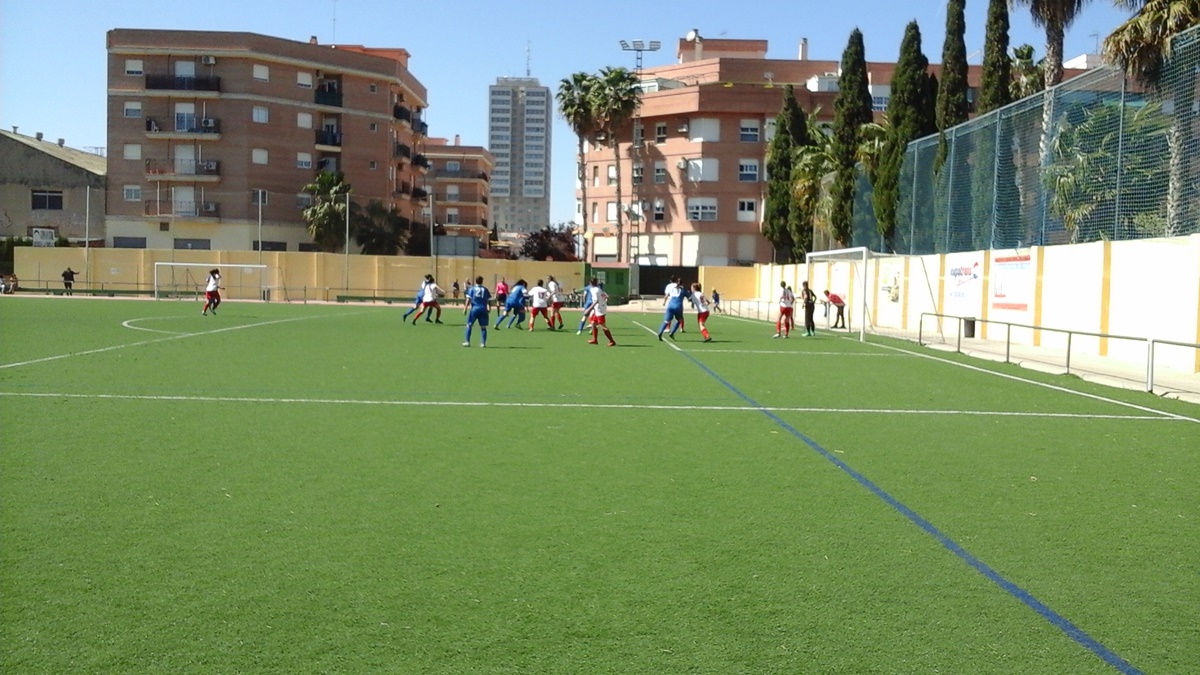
[
  {"left": 487, "top": 77, "right": 551, "bottom": 235},
  {"left": 578, "top": 34, "right": 1087, "bottom": 266},
  {"left": 0, "top": 130, "right": 106, "bottom": 243},
  {"left": 105, "top": 29, "right": 429, "bottom": 251},
  {"left": 424, "top": 137, "right": 494, "bottom": 247}
]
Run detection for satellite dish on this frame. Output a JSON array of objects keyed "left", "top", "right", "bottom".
[{"left": 685, "top": 29, "right": 700, "bottom": 42}]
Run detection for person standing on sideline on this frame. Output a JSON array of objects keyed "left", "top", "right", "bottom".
[
  {"left": 202, "top": 268, "right": 223, "bottom": 315},
  {"left": 403, "top": 275, "right": 433, "bottom": 323},
  {"left": 411, "top": 276, "right": 445, "bottom": 324},
  {"left": 823, "top": 290, "right": 846, "bottom": 329},
  {"left": 801, "top": 281, "right": 818, "bottom": 336},
  {"left": 576, "top": 278, "right": 599, "bottom": 335},
  {"left": 711, "top": 288, "right": 724, "bottom": 313},
  {"left": 61, "top": 267, "right": 79, "bottom": 295},
  {"left": 657, "top": 278, "right": 688, "bottom": 341},
  {"left": 462, "top": 275, "right": 491, "bottom": 347},
  {"left": 547, "top": 275, "right": 566, "bottom": 329},
  {"left": 773, "top": 281, "right": 795, "bottom": 338},
  {"left": 495, "top": 279, "right": 527, "bottom": 328},
  {"left": 528, "top": 279, "right": 554, "bottom": 330},
  {"left": 690, "top": 282, "right": 713, "bottom": 342},
  {"left": 586, "top": 284, "right": 617, "bottom": 346},
  {"left": 495, "top": 277, "right": 509, "bottom": 312},
  {"left": 451, "top": 279, "right": 460, "bottom": 301}
]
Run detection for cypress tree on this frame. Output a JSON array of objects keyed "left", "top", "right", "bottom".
[
  {"left": 764, "top": 85, "right": 802, "bottom": 261},
  {"left": 937, "top": 0, "right": 970, "bottom": 131},
  {"left": 830, "top": 29, "right": 873, "bottom": 247},
  {"left": 978, "top": 0, "right": 1013, "bottom": 114},
  {"left": 874, "top": 21, "right": 930, "bottom": 248},
  {"left": 785, "top": 99, "right": 815, "bottom": 260},
  {"left": 974, "top": 0, "right": 1021, "bottom": 249}
]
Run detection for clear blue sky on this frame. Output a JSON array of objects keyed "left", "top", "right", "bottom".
[{"left": 0, "top": 0, "right": 1135, "bottom": 225}]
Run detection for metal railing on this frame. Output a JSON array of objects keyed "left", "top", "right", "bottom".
[
  {"left": 918, "top": 312, "right": 1200, "bottom": 393},
  {"left": 145, "top": 75, "right": 221, "bottom": 91},
  {"left": 145, "top": 158, "right": 221, "bottom": 176}
]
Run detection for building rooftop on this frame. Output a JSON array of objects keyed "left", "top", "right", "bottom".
[{"left": 0, "top": 130, "right": 106, "bottom": 175}]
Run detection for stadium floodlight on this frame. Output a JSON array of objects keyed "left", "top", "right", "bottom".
[{"left": 153, "top": 262, "right": 270, "bottom": 301}]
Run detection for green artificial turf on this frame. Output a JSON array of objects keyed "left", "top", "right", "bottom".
[{"left": 1, "top": 297, "right": 1197, "bottom": 674}]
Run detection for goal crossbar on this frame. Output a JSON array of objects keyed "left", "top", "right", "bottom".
[
  {"left": 805, "top": 246, "right": 871, "bottom": 342},
  {"left": 153, "top": 262, "right": 269, "bottom": 300}
]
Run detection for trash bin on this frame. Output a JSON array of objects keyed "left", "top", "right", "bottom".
[{"left": 963, "top": 317, "right": 976, "bottom": 338}]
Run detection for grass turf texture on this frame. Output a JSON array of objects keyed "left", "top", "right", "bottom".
[{"left": 1, "top": 297, "right": 1197, "bottom": 674}]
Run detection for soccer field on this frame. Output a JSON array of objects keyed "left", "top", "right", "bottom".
[{"left": 2, "top": 297, "right": 1197, "bottom": 674}]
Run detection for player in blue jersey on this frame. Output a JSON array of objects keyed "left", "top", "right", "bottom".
[
  {"left": 576, "top": 278, "right": 599, "bottom": 335},
  {"left": 495, "top": 279, "right": 528, "bottom": 328},
  {"left": 402, "top": 275, "right": 433, "bottom": 323},
  {"left": 462, "top": 275, "right": 491, "bottom": 347},
  {"left": 657, "top": 276, "right": 688, "bottom": 341}
]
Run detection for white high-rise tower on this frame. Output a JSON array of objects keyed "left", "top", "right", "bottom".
[{"left": 487, "top": 77, "right": 551, "bottom": 234}]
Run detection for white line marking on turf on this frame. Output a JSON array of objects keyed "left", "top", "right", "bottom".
[
  {"left": 633, "top": 320, "right": 683, "bottom": 351},
  {"left": 694, "top": 349, "right": 901, "bottom": 356},
  {"left": 0, "top": 315, "right": 323, "bottom": 371},
  {"left": 859, "top": 337, "right": 1200, "bottom": 424},
  {"left": 121, "top": 317, "right": 192, "bottom": 335},
  {"left": 0, "top": 392, "right": 1181, "bottom": 421}
]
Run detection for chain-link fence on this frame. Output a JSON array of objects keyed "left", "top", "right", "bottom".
[{"left": 852, "top": 25, "right": 1200, "bottom": 254}]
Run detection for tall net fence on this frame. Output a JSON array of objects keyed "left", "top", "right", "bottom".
[{"left": 851, "top": 25, "right": 1200, "bottom": 254}]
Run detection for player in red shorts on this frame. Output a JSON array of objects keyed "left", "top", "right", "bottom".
[
  {"left": 773, "top": 280, "right": 794, "bottom": 338},
  {"left": 690, "top": 282, "right": 713, "bottom": 342},
  {"left": 527, "top": 279, "right": 553, "bottom": 330},
  {"left": 202, "top": 268, "right": 223, "bottom": 315},
  {"left": 586, "top": 285, "right": 616, "bottom": 346},
  {"left": 547, "top": 275, "right": 565, "bottom": 329},
  {"left": 411, "top": 274, "right": 445, "bottom": 324}
]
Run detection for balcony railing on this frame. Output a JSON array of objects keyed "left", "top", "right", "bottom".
[
  {"left": 146, "top": 116, "right": 221, "bottom": 134},
  {"left": 435, "top": 169, "right": 488, "bottom": 180},
  {"left": 411, "top": 187, "right": 429, "bottom": 201},
  {"left": 144, "top": 200, "right": 220, "bottom": 217},
  {"left": 413, "top": 154, "right": 430, "bottom": 170},
  {"left": 436, "top": 192, "right": 487, "bottom": 203},
  {"left": 393, "top": 181, "right": 412, "bottom": 196},
  {"left": 145, "top": 158, "right": 221, "bottom": 176},
  {"left": 145, "top": 75, "right": 221, "bottom": 91},
  {"left": 315, "top": 129, "right": 342, "bottom": 147},
  {"left": 393, "top": 142, "right": 412, "bottom": 159},
  {"left": 315, "top": 87, "right": 343, "bottom": 107},
  {"left": 393, "top": 106, "right": 412, "bottom": 123}
]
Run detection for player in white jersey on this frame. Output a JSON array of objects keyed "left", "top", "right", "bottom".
[
  {"left": 690, "top": 282, "right": 713, "bottom": 343},
  {"left": 547, "top": 275, "right": 565, "bottom": 330},
  {"left": 411, "top": 277, "right": 444, "bottom": 324},
  {"left": 773, "top": 281, "right": 795, "bottom": 338},
  {"left": 576, "top": 278, "right": 599, "bottom": 335},
  {"left": 527, "top": 279, "right": 553, "bottom": 331},
  {"left": 585, "top": 285, "right": 616, "bottom": 346},
  {"left": 202, "top": 268, "right": 224, "bottom": 315}
]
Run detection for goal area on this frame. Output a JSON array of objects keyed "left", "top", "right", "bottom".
[
  {"left": 805, "top": 246, "right": 896, "bottom": 342},
  {"left": 153, "top": 263, "right": 270, "bottom": 301}
]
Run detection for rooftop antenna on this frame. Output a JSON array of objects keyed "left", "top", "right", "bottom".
[
  {"left": 1089, "top": 32, "right": 1099, "bottom": 53},
  {"left": 525, "top": 40, "right": 531, "bottom": 77},
  {"left": 332, "top": 0, "right": 338, "bottom": 43}
]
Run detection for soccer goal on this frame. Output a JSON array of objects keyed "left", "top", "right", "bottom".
[
  {"left": 805, "top": 246, "right": 874, "bottom": 342},
  {"left": 153, "top": 262, "right": 270, "bottom": 301}
]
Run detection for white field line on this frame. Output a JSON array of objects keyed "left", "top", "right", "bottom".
[
  {"left": 857, "top": 337, "right": 1200, "bottom": 424},
  {"left": 0, "top": 315, "right": 324, "bottom": 371},
  {"left": 121, "top": 317, "right": 191, "bottom": 335},
  {"left": 633, "top": 320, "right": 684, "bottom": 352},
  {"left": 695, "top": 349, "right": 901, "bottom": 356},
  {"left": 0, "top": 391, "right": 1180, "bottom": 422}
]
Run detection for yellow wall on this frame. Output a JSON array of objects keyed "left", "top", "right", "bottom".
[{"left": 698, "top": 266, "right": 756, "bottom": 299}]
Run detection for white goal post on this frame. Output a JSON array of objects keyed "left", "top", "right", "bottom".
[
  {"left": 153, "top": 262, "right": 270, "bottom": 301},
  {"left": 805, "top": 246, "right": 871, "bottom": 342}
]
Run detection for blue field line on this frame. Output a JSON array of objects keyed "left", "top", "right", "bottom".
[{"left": 673, "top": 347, "right": 1144, "bottom": 675}]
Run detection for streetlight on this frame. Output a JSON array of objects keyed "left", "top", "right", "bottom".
[{"left": 619, "top": 38, "right": 659, "bottom": 293}]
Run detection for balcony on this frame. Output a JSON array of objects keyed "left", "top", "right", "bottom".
[
  {"left": 315, "top": 85, "right": 343, "bottom": 107},
  {"left": 393, "top": 142, "right": 412, "bottom": 159},
  {"left": 145, "top": 74, "right": 221, "bottom": 92},
  {"left": 144, "top": 158, "right": 221, "bottom": 179},
  {"left": 145, "top": 116, "right": 221, "bottom": 137},
  {"left": 144, "top": 200, "right": 220, "bottom": 218},
  {"left": 411, "top": 186, "right": 429, "bottom": 202},
  {"left": 413, "top": 154, "right": 430, "bottom": 171},
  {"left": 315, "top": 129, "right": 343, "bottom": 147},
  {"left": 437, "top": 192, "right": 487, "bottom": 204},
  {"left": 393, "top": 181, "right": 412, "bottom": 197},
  {"left": 435, "top": 169, "right": 488, "bottom": 180},
  {"left": 393, "top": 106, "right": 412, "bottom": 124},
  {"left": 413, "top": 120, "right": 428, "bottom": 135}
]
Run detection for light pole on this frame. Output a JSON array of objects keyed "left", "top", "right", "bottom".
[
  {"left": 254, "top": 189, "right": 263, "bottom": 265},
  {"left": 343, "top": 190, "right": 350, "bottom": 291},
  {"left": 619, "top": 39, "right": 659, "bottom": 294}
]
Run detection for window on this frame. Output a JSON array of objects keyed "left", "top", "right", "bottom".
[
  {"left": 252, "top": 148, "right": 268, "bottom": 165},
  {"left": 653, "top": 199, "right": 665, "bottom": 221},
  {"left": 655, "top": 123, "right": 667, "bottom": 143},
  {"left": 445, "top": 208, "right": 459, "bottom": 225},
  {"left": 297, "top": 72, "right": 313, "bottom": 88},
  {"left": 253, "top": 64, "right": 270, "bottom": 81},
  {"left": 369, "top": 83, "right": 378, "bottom": 93},
  {"left": 607, "top": 164, "right": 617, "bottom": 186},
  {"left": 590, "top": 202, "right": 597, "bottom": 224},
  {"left": 297, "top": 112, "right": 312, "bottom": 129},
  {"left": 297, "top": 152, "right": 312, "bottom": 169},
  {"left": 125, "top": 60, "right": 144, "bottom": 76},
  {"left": 632, "top": 163, "right": 643, "bottom": 185},
  {"left": 606, "top": 201, "right": 618, "bottom": 222},
  {"left": 252, "top": 189, "right": 269, "bottom": 206},
  {"left": 123, "top": 144, "right": 142, "bottom": 160},
  {"left": 252, "top": 106, "right": 269, "bottom": 123},
  {"left": 740, "top": 119, "right": 760, "bottom": 142},
  {"left": 447, "top": 161, "right": 461, "bottom": 171},
  {"left": 738, "top": 159, "right": 759, "bottom": 182},
  {"left": 369, "top": 122, "right": 378, "bottom": 132},
  {"left": 368, "top": 161, "right": 377, "bottom": 170},
  {"left": 654, "top": 161, "right": 666, "bottom": 184},
  {"left": 254, "top": 240, "right": 287, "bottom": 252},
  {"left": 114, "top": 236, "right": 147, "bottom": 249},
  {"left": 872, "top": 96, "right": 890, "bottom": 112},
  {"left": 687, "top": 197, "right": 718, "bottom": 221},
  {"left": 737, "top": 199, "right": 758, "bottom": 222},
  {"left": 174, "top": 238, "right": 211, "bottom": 250},
  {"left": 123, "top": 101, "right": 142, "bottom": 118},
  {"left": 31, "top": 190, "right": 63, "bottom": 210},
  {"left": 296, "top": 193, "right": 314, "bottom": 209},
  {"left": 123, "top": 185, "right": 142, "bottom": 202},
  {"left": 633, "top": 123, "right": 644, "bottom": 145}
]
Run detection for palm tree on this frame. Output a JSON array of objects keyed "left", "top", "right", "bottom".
[
  {"left": 1011, "top": 44, "right": 1045, "bottom": 99},
  {"left": 556, "top": 73, "right": 599, "bottom": 251},
  {"left": 302, "top": 171, "right": 353, "bottom": 252},
  {"left": 1014, "top": 0, "right": 1093, "bottom": 88},
  {"left": 591, "top": 67, "right": 641, "bottom": 262},
  {"left": 352, "top": 200, "right": 409, "bottom": 255},
  {"left": 1103, "top": 0, "right": 1198, "bottom": 84}
]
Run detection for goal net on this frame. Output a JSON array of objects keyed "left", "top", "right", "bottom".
[
  {"left": 805, "top": 246, "right": 896, "bottom": 342},
  {"left": 153, "top": 262, "right": 270, "bottom": 301}
]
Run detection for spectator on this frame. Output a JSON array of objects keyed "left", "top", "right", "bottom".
[
  {"left": 61, "top": 267, "right": 79, "bottom": 295},
  {"left": 823, "top": 290, "right": 846, "bottom": 329}
]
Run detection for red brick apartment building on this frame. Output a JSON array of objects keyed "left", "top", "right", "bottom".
[
  {"left": 424, "top": 137, "right": 494, "bottom": 245},
  {"left": 580, "top": 34, "right": 1084, "bottom": 266},
  {"left": 105, "top": 29, "right": 439, "bottom": 251}
]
